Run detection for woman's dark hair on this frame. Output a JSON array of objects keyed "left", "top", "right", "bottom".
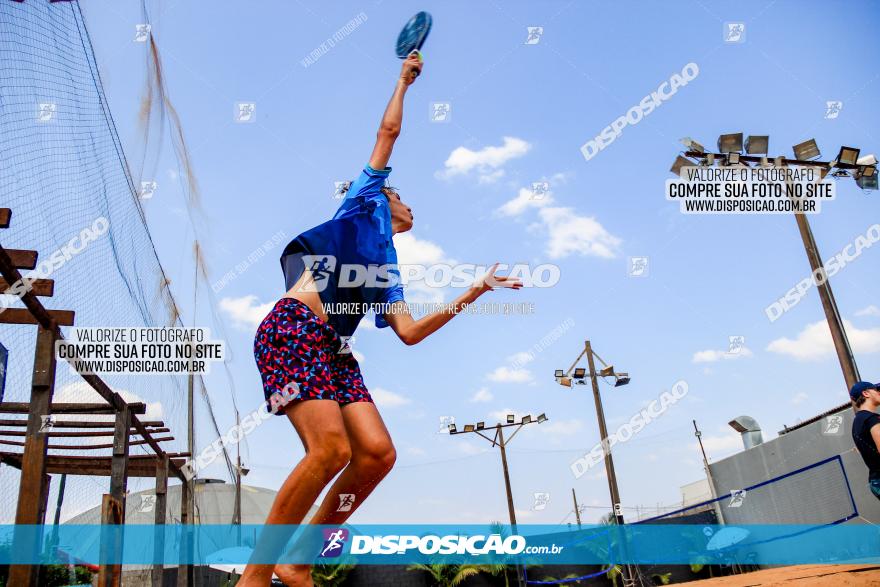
[{"left": 854, "top": 393, "right": 867, "bottom": 408}]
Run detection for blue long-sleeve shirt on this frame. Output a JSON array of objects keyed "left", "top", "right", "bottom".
[{"left": 279, "top": 165, "right": 406, "bottom": 337}]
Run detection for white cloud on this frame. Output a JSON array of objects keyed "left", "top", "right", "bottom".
[
  {"left": 437, "top": 137, "right": 531, "bottom": 183},
  {"left": 489, "top": 408, "right": 525, "bottom": 423},
  {"left": 370, "top": 387, "right": 411, "bottom": 407},
  {"left": 470, "top": 387, "right": 494, "bottom": 403},
  {"left": 692, "top": 347, "right": 754, "bottom": 363},
  {"left": 358, "top": 316, "right": 377, "bottom": 331},
  {"left": 791, "top": 392, "right": 809, "bottom": 406},
  {"left": 219, "top": 295, "right": 274, "bottom": 330},
  {"left": 542, "top": 418, "right": 583, "bottom": 436},
  {"left": 767, "top": 319, "right": 880, "bottom": 361},
  {"left": 393, "top": 232, "right": 455, "bottom": 304},
  {"left": 533, "top": 207, "right": 622, "bottom": 259},
  {"left": 456, "top": 441, "right": 486, "bottom": 456},
  {"left": 507, "top": 351, "right": 535, "bottom": 366},
  {"left": 496, "top": 186, "right": 555, "bottom": 217},
  {"left": 698, "top": 433, "right": 743, "bottom": 456},
  {"left": 856, "top": 305, "right": 880, "bottom": 317},
  {"left": 406, "top": 446, "right": 426, "bottom": 457},
  {"left": 52, "top": 382, "right": 163, "bottom": 421},
  {"left": 486, "top": 366, "right": 533, "bottom": 384}
]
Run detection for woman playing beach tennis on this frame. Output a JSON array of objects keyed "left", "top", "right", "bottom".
[{"left": 239, "top": 51, "right": 521, "bottom": 586}]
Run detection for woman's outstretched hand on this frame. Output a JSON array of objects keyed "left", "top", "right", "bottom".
[
  {"left": 400, "top": 51, "right": 423, "bottom": 85},
  {"left": 471, "top": 263, "right": 524, "bottom": 297}
]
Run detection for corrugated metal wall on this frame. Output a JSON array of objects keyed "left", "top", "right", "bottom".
[{"left": 708, "top": 407, "right": 880, "bottom": 526}]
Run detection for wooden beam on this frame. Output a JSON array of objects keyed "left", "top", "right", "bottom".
[
  {"left": 0, "top": 208, "right": 10, "bottom": 229},
  {"left": 0, "top": 419, "right": 164, "bottom": 428},
  {"left": 6, "top": 249, "right": 37, "bottom": 270},
  {"left": 0, "top": 308, "right": 75, "bottom": 326},
  {"left": 0, "top": 277, "right": 54, "bottom": 297},
  {"left": 0, "top": 436, "right": 174, "bottom": 450},
  {"left": 0, "top": 402, "right": 146, "bottom": 415},
  {"left": 0, "top": 452, "right": 189, "bottom": 477},
  {"left": 10, "top": 326, "right": 59, "bottom": 587},
  {"left": 0, "top": 427, "right": 170, "bottom": 437}
]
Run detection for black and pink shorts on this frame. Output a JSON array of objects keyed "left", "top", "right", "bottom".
[{"left": 253, "top": 298, "right": 372, "bottom": 414}]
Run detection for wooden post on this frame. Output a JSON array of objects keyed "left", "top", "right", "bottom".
[
  {"left": 10, "top": 326, "right": 59, "bottom": 587},
  {"left": 152, "top": 455, "right": 169, "bottom": 587},
  {"left": 177, "top": 478, "right": 193, "bottom": 587},
  {"left": 98, "top": 404, "right": 130, "bottom": 587},
  {"left": 97, "top": 495, "right": 124, "bottom": 587}
]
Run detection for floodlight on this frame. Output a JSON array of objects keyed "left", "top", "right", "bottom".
[
  {"left": 448, "top": 423, "right": 457, "bottom": 433},
  {"left": 837, "top": 146, "right": 860, "bottom": 166},
  {"left": 614, "top": 373, "right": 631, "bottom": 387},
  {"left": 792, "top": 139, "right": 821, "bottom": 161},
  {"left": 857, "top": 154, "right": 878, "bottom": 167},
  {"left": 536, "top": 413, "right": 548, "bottom": 423},
  {"left": 717, "top": 133, "right": 743, "bottom": 153},
  {"left": 554, "top": 369, "right": 565, "bottom": 378},
  {"left": 573, "top": 367, "right": 587, "bottom": 380},
  {"left": 598, "top": 366, "right": 615, "bottom": 377},
  {"left": 774, "top": 155, "right": 786, "bottom": 167},
  {"left": 521, "top": 415, "right": 533, "bottom": 425},
  {"left": 476, "top": 421, "right": 485, "bottom": 430},
  {"left": 464, "top": 424, "right": 475, "bottom": 432},
  {"left": 670, "top": 155, "right": 695, "bottom": 176},
  {"left": 700, "top": 153, "right": 715, "bottom": 167},
  {"left": 506, "top": 414, "right": 515, "bottom": 424},
  {"left": 559, "top": 377, "right": 572, "bottom": 388},
  {"left": 726, "top": 152, "right": 741, "bottom": 166},
  {"left": 680, "top": 137, "right": 705, "bottom": 153},
  {"left": 745, "top": 135, "right": 769, "bottom": 155},
  {"left": 857, "top": 174, "right": 879, "bottom": 190},
  {"left": 758, "top": 156, "right": 771, "bottom": 168},
  {"left": 860, "top": 165, "right": 877, "bottom": 178}
]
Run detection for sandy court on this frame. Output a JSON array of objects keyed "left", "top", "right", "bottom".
[{"left": 688, "top": 564, "right": 880, "bottom": 586}]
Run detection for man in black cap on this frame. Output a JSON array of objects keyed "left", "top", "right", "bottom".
[{"left": 850, "top": 381, "right": 880, "bottom": 499}]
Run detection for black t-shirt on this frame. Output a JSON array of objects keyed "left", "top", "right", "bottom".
[{"left": 852, "top": 410, "right": 880, "bottom": 480}]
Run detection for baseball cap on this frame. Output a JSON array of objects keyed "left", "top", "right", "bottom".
[{"left": 849, "top": 381, "right": 880, "bottom": 401}]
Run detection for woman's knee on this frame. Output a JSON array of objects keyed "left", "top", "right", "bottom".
[
  {"left": 306, "top": 434, "right": 352, "bottom": 475},
  {"left": 353, "top": 439, "right": 396, "bottom": 473}
]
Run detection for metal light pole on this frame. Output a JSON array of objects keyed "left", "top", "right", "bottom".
[
  {"left": 555, "top": 340, "right": 636, "bottom": 587},
  {"left": 678, "top": 142, "right": 870, "bottom": 398},
  {"left": 448, "top": 413, "right": 548, "bottom": 587}
]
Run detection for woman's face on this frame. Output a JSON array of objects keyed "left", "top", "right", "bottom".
[{"left": 385, "top": 188, "right": 413, "bottom": 233}]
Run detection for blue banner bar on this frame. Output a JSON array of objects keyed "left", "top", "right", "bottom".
[{"left": 2, "top": 524, "right": 880, "bottom": 565}]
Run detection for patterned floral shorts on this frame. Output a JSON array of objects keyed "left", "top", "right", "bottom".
[{"left": 253, "top": 298, "right": 372, "bottom": 415}]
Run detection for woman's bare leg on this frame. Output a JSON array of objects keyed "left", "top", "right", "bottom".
[
  {"left": 274, "top": 402, "right": 396, "bottom": 581},
  {"left": 238, "top": 400, "right": 351, "bottom": 586}
]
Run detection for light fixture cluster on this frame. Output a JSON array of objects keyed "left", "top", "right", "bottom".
[
  {"left": 554, "top": 364, "right": 631, "bottom": 388},
  {"left": 672, "top": 134, "right": 878, "bottom": 190},
  {"left": 448, "top": 413, "right": 547, "bottom": 434}
]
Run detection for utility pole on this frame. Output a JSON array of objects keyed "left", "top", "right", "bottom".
[
  {"left": 497, "top": 425, "right": 518, "bottom": 534},
  {"left": 693, "top": 420, "right": 725, "bottom": 525},
  {"left": 793, "top": 212, "right": 860, "bottom": 392},
  {"left": 447, "top": 414, "right": 548, "bottom": 587},
  {"left": 572, "top": 488, "right": 582, "bottom": 529},
  {"left": 584, "top": 341, "right": 636, "bottom": 587}
]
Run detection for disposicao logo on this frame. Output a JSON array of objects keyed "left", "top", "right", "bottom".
[{"left": 319, "top": 528, "right": 349, "bottom": 558}]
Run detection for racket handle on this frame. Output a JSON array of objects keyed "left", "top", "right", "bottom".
[{"left": 408, "top": 50, "right": 423, "bottom": 78}]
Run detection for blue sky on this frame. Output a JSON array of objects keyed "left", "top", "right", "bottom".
[{"left": 79, "top": 0, "right": 880, "bottom": 525}]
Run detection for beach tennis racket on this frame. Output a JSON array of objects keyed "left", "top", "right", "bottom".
[{"left": 396, "top": 11, "right": 432, "bottom": 72}]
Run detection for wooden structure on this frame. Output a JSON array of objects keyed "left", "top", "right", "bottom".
[{"left": 0, "top": 208, "right": 193, "bottom": 587}]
